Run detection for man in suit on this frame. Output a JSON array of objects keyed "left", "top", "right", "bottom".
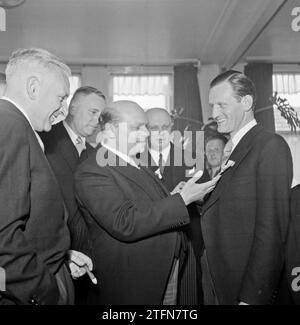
[
  {"left": 39, "top": 86, "right": 106, "bottom": 251},
  {"left": 286, "top": 185, "right": 300, "bottom": 304},
  {"left": 39, "top": 86, "right": 105, "bottom": 304},
  {"left": 145, "top": 107, "right": 202, "bottom": 304},
  {"left": 200, "top": 70, "right": 293, "bottom": 305},
  {"left": 0, "top": 48, "right": 93, "bottom": 305},
  {"left": 75, "top": 100, "right": 219, "bottom": 305}
]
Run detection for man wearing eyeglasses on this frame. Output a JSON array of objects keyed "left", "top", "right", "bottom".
[{"left": 145, "top": 107, "right": 203, "bottom": 305}]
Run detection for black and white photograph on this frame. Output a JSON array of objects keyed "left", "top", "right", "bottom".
[{"left": 0, "top": 0, "right": 300, "bottom": 314}]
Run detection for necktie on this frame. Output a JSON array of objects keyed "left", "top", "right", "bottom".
[
  {"left": 158, "top": 151, "right": 164, "bottom": 175},
  {"left": 75, "top": 136, "right": 86, "bottom": 156}
]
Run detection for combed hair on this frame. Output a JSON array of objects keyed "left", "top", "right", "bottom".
[
  {"left": 5, "top": 48, "right": 71, "bottom": 79},
  {"left": 69, "top": 86, "right": 106, "bottom": 109},
  {"left": 205, "top": 134, "right": 228, "bottom": 147},
  {"left": 210, "top": 70, "right": 257, "bottom": 109}
]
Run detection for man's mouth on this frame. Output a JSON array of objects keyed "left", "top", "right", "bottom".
[
  {"left": 217, "top": 119, "right": 226, "bottom": 126},
  {"left": 50, "top": 109, "right": 62, "bottom": 123}
]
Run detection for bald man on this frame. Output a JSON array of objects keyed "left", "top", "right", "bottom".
[{"left": 74, "top": 100, "right": 219, "bottom": 305}]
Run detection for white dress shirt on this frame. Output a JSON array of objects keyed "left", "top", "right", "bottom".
[
  {"left": 63, "top": 120, "right": 86, "bottom": 150},
  {"left": 149, "top": 144, "right": 171, "bottom": 166},
  {"left": 231, "top": 119, "right": 257, "bottom": 152},
  {"left": 1, "top": 96, "right": 45, "bottom": 151}
]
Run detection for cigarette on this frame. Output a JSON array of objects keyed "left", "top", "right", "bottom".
[{"left": 84, "top": 265, "right": 98, "bottom": 285}]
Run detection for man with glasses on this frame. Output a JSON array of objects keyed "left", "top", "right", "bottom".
[{"left": 145, "top": 107, "right": 203, "bottom": 305}]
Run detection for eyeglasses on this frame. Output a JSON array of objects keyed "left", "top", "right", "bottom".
[{"left": 147, "top": 124, "right": 172, "bottom": 132}]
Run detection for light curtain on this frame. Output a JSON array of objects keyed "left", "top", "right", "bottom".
[
  {"left": 113, "top": 75, "right": 171, "bottom": 96},
  {"left": 273, "top": 73, "right": 300, "bottom": 94}
]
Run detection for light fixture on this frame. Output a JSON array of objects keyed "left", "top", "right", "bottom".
[{"left": 0, "top": 0, "right": 25, "bottom": 8}]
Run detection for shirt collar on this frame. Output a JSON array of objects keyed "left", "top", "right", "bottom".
[
  {"left": 149, "top": 144, "right": 171, "bottom": 165},
  {"left": 101, "top": 142, "right": 140, "bottom": 169},
  {"left": 231, "top": 119, "right": 257, "bottom": 151},
  {"left": 63, "top": 120, "right": 86, "bottom": 147},
  {"left": 1, "top": 96, "right": 45, "bottom": 152}
]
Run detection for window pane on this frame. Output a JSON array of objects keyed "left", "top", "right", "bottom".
[
  {"left": 112, "top": 74, "right": 172, "bottom": 112},
  {"left": 273, "top": 73, "right": 300, "bottom": 186}
]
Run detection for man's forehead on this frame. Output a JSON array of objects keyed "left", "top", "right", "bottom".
[
  {"left": 147, "top": 111, "right": 171, "bottom": 125},
  {"left": 209, "top": 81, "right": 234, "bottom": 100},
  {"left": 77, "top": 93, "right": 105, "bottom": 107},
  {"left": 206, "top": 138, "right": 225, "bottom": 148}
]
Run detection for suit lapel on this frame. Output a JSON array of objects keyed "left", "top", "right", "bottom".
[
  {"left": 55, "top": 123, "right": 79, "bottom": 172},
  {"left": 202, "top": 124, "right": 264, "bottom": 214}
]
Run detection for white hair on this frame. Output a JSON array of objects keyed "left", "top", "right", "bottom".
[{"left": 5, "top": 48, "right": 71, "bottom": 80}]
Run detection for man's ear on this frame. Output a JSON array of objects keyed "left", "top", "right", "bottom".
[
  {"left": 241, "top": 95, "right": 253, "bottom": 112},
  {"left": 26, "top": 76, "right": 40, "bottom": 100}
]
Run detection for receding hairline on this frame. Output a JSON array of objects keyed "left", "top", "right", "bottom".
[{"left": 69, "top": 86, "right": 106, "bottom": 109}]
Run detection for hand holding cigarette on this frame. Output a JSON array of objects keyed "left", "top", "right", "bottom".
[{"left": 68, "top": 250, "right": 98, "bottom": 285}]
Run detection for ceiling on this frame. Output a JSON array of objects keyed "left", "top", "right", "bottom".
[{"left": 0, "top": 0, "right": 297, "bottom": 67}]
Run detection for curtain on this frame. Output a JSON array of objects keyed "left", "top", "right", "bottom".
[
  {"left": 273, "top": 73, "right": 300, "bottom": 94},
  {"left": 244, "top": 63, "right": 275, "bottom": 132},
  {"left": 173, "top": 64, "right": 203, "bottom": 132},
  {"left": 113, "top": 75, "right": 171, "bottom": 96}
]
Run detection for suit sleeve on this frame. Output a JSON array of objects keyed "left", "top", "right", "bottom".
[
  {"left": 238, "top": 135, "right": 293, "bottom": 304},
  {"left": 75, "top": 166, "right": 190, "bottom": 242},
  {"left": 0, "top": 118, "right": 59, "bottom": 305}
]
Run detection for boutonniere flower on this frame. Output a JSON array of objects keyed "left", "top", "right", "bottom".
[
  {"left": 220, "top": 159, "right": 235, "bottom": 175},
  {"left": 155, "top": 168, "right": 163, "bottom": 179}
]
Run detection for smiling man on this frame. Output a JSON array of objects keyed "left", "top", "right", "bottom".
[
  {"left": 200, "top": 70, "right": 293, "bottom": 305},
  {"left": 74, "top": 100, "right": 219, "bottom": 305},
  {"left": 0, "top": 48, "right": 93, "bottom": 305}
]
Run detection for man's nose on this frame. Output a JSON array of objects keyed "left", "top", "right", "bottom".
[{"left": 212, "top": 105, "right": 220, "bottom": 119}]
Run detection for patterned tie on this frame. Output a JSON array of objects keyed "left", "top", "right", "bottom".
[{"left": 75, "top": 136, "right": 86, "bottom": 156}]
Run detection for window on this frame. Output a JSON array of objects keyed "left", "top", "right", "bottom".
[
  {"left": 272, "top": 71, "right": 300, "bottom": 186},
  {"left": 109, "top": 67, "right": 173, "bottom": 112},
  {"left": 67, "top": 74, "right": 82, "bottom": 105},
  {"left": 272, "top": 73, "right": 300, "bottom": 132}
]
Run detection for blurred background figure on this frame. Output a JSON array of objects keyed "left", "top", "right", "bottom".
[
  {"left": 0, "top": 72, "right": 6, "bottom": 97},
  {"left": 145, "top": 107, "right": 202, "bottom": 305},
  {"left": 205, "top": 134, "right": 228, "bottom": 179}
]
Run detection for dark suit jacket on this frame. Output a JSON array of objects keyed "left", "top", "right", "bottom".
[
  {"left": 146, "top": 143, "right": 202, "bottom": 304},
  {"left": 201, "top": 124, "right": 293, "bottom": 305},
  {"left": 146, "top": 144, "right": 203, "bottom": 263},
  {"left": 39, "top": 122, "right": 94, "bottom": 252},
  {"left": 0, "top": 99, "right": 70, "bottom": 305},
  {"left": 286, "top": 185, "right": 300, "bottom": 304},
  {"left": 74, "top": 147, "right": 190, "bottom": 305}
]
